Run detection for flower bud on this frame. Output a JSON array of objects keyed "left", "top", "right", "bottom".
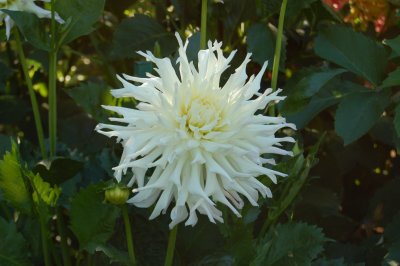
[{"left": 105, "top": 185, "right": 130, "bottom": 205}]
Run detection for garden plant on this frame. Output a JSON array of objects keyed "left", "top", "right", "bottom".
[{"left": 0, "top": 0, "right": 400, "bottom": 265}]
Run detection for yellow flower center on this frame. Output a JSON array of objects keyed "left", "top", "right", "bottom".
[{"left": 180, "top": 92, "right": 225, "bottom": 139}]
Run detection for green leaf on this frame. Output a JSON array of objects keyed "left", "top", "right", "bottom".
[
  {"left": 252, "top": 222, "right": 327, "bottom": 266},
  {"left": 385, "top": 35, "right": 400, "bottom": 58},
  {"left": 2, "top": 10, "right": 50, "bottom": 51},
  {"left": 0, "top": 218, "right": 30, "bottom": 266},
  {"left": 95, "top": 244, "right": 130, "bottom": 266},
  {"left": 281, "top": 68, "right": 347, "bottom": 115},
  {"left": 55, "top": 0, "right": 105, "bottom": 45},
  {"left": 70, "top": 184, "right": 120, "bottom": 253},
  {"left": 65, "top": 82, "right": 113, "bottom": 122},
  {"left": 283, "top": 79, "right": 363, "bottom": 129},
  {"left": 380, "top": 67, "right": 400, "bottom": 89},
  {"left": 246, "top": 23, "right": 284, "bottom": 68},
  {"left": 111, "top": 14, "right": 176, "bottom": 59},
  {"left": 334, "top": 90, "right": 390, "bottom": 145},
  {"left": 30, "top": 173, "right": 61, "bottom": 207},
  {"left": 395, "top": 105, "right": 400, "bottom": 138},
  {"left": 315, "top": 24, "right": 388, "bottom": 85},
  {"left": 34, "top": 157, "right": 84, "bottom": 185},
  {"left": 0, "top": 144, "right": 31, "bottom": 214}
]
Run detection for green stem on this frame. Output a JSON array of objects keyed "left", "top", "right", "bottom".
[
  {"left": 14, "top": 29, "right": 47, "bottom": 159},
  {"left": 200, "top": 0, "right": 208, "bottom": 50},
  {"left": 122, "top": 205, "right": 136, "bottom": 266},
  {"left": 164, "top": 225, "right": 178, "bottom": 266},
  {"left": 49, "top": 0, "right": 58, "bottom": 157},
  {"left": 56, "top": 207, "right": 72, "bottom": 266},
  {"left": 268, "top": 0, "right": 288, "bottom": 116},
  {"left": 39, "top": 216, "right": 51, "bottom": 266}
]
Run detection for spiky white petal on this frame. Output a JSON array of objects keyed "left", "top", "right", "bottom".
[
  {"left": 0, "top": 0, "right": 64, "bottom": 39},
  {"left": 96, "top": 33, "right": 296, "bottom": 228}
]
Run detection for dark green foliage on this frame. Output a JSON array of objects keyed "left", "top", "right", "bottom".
[
  {"left": 252, "top": 222, "right": 327, "bottom": 266},
  {"left": 0, "top": 218, "right": 30, "bottom": 266},
  {"left": 69, "top": 184, "right": 120, "bottom": 253},
  {"left": 315, "top": 24, "right": 388, "bottom": 85},
  {"left": 3, "top": 10, "right": 50, "bottom": 51},
  {"left": 55, "top": 0, "right": 105, "bottom": 45},
  {"left": 111, "top": 14, "right": 176, "bottom": 59},
  {"left": 65, "top": 81, "right": 113, "bottom": 122},
  {"left": 335, "top": 90, "right": 390, "bottom": 145}
]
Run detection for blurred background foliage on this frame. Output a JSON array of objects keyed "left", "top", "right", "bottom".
[{"left": 1, "top": 0, "right": 400, "bottom": 265}]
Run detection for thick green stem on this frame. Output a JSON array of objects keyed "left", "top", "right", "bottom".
[
  {"left": 56, "top": 207, "right": 72, "bottom": 266},
  {"left": 14, "top": 29, "right": 47, "bottom": 159},
  {"left": 39, "top": 216, "right": 51, "bottom": 266},
  {"left": 200, "top": 0, "right": 208, "bottom": 50},
  {"left": 122, "top": 205, "right": 136, "bottom": 266},
  {"left": 164, "top": 225, "right": 178, "bottom": 266},
  {"left": 268, "top": 0, "right": 288, "bottom": 116},
  {"left": 49, "top": 0, "right": 58, "bottom": 157}
]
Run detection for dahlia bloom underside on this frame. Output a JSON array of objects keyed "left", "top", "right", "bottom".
[{"left": 0, "top": 0, "right": 64, "bottom": 39}]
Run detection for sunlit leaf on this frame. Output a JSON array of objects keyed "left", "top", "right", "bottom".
[{"left": 0, "top": 144, "right": 31, "bottom": 214}]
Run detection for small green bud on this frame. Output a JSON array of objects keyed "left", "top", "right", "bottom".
[{"left": 105, "top": 185, "right": 130, "bottom": 205}]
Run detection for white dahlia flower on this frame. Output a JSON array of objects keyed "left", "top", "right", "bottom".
[
  {"left": 96, "top": 33, "right": 296, "bottom": 228},
  {"left": 0, "top": 0, "right": 64, "bottom": 39}
]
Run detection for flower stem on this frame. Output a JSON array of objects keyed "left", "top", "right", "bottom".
[
  {"left": 14, "top": 29, "right": 47, "bottom": 159},
  {"left": 164, "top": 225, "right": 178, "bottom": 266},
  {"left": 200, "top": 0, "right": 208, "bottom": 50},
  {"left": 49, "top": 0, "right": 58, "bottom": 157},
  {"left": 56, "top": 207, "right": 72, "bottom": 266},
  {"left": 39, "top": 215, "right": 51, "bottom": 266},
  {"left": 269, "top": 0, "right": 288, "bottom": 116},
  {"left": 122, "top": 205, "right": 136, "bottom": 265},
  {"left": 271, "top": 0, "right": 288, "bottom": 91}
]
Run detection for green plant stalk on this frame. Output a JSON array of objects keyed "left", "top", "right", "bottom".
[
  {"left": 49, "top": 0, "right": 58, "bottom": 157},
  {"left": 200, "top": 0, "right": 208, "bottom": 50},
  {"left": 122, "top": 205, "right": 136, "bottom": 265},
  {"left": 164, "top": 225, "right": 178, "bottom": 266},
  {"left": 14, "top": 29, "right": 47, "bottom": 159},
  {"left": 268, "top": 0, "right": 288, "bottom": 116},
  {"left": 39, "top": 213, "right": 51, "bottom": 266},
  {"left": 56, "top": 207, "right": 72, "bottom": 266}
]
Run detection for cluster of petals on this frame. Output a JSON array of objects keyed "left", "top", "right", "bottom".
[
  {"left": 96, "top": 33, "right": 296, "bottom": 228},
  {"left": 0, "top": 0, "right": 64, "bottom": 39}
]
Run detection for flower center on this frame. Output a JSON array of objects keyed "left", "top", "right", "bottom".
[{"left": 180, "top": 93, "right": 223, "bottom": 139}]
